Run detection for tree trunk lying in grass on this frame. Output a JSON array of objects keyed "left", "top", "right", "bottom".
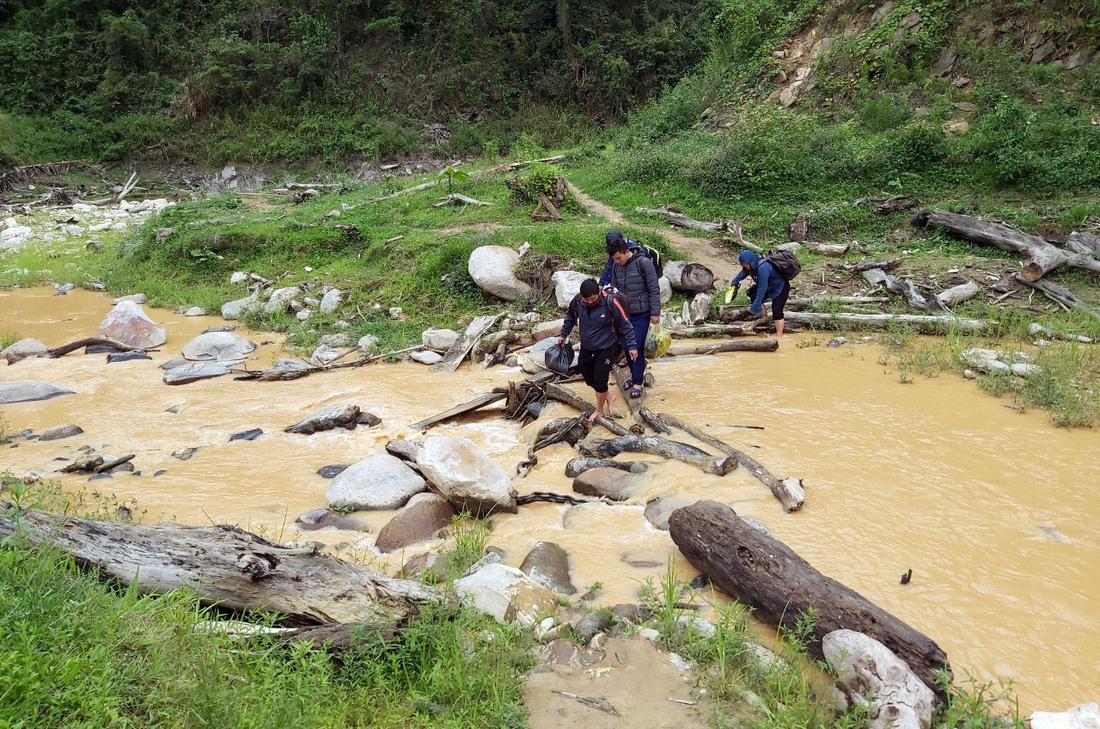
[
  {"left": 664, "top": 260, "right": 716, "bottom": 293},
  {"left": 935, "top": 281, "right": 980, "bottom": 308},
  {"left": 717, "top": 299, "right": 890, "bottom": 322},
  {"left": 915, "top": 209, "right": 1100, "bottom": 282},
  {"left": 577, "top": 435, "right": 737, "bottom": 476},
  {"left": 1015, "top": 275, "right": 1100, "bottom": 320},
  {"left": 635, "top": 207, "right": 728, "bottom": 233},
  {"left": 666, "top": 339, "right": 778, "bottom": 356},
  {"left": 658, "top": 413, "right": 803, "bottom": 511},
  {"left": 782, "top": 311, "right": 988, "bottom": 334},
  {"left": 863, "top": 268, "right": 947, "bottom": 313},
  {"left": 0, "top": 501, "right": 439, "bottom": 626},
  {"left": 847, "top": 258, "right": 902, "bottom": 273},
  {"left": 668, "top": 501, "right": 950, "bottom": 696}
]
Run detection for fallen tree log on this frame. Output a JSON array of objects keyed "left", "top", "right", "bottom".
[
  {"left": 863, "top": 269, "right": 946, "bottom": 312},
  {"left": 1014, "top": 275, "right": 1100, "bottom": 320},
  {"left": 723, "top": 221, "right": 764, "bottom": 254},
  {"left": 635, "top": 207, "right": 728, "bottom": 234},
  {"left": 658, "top": 413, "right": 803, "bottom": 511},
  {"left": 668, "top": 501, "right": 950, "bottom": 694},
  {"left": 0, "top": 502, "right": 439, "bottom": 626},
  {"left": 577, "top": 435, "right": 736, "bottom": 476},
  {"left": 433, "top": 193, "right": 492, "bottom": 208},
  {"left": 667, "top": 323, "right": 756, "bottom": 337},
  {"left": 804, "top": 242, "right": 851, "bottom": 257},
  {"left": 611, "top": 365, "right": 650, "bottom": 435},
  {"left": 846, "top": 258, "right": 902, "bottom": 273},
  {"left": 1027, "top": 322, "right": 1093, "bottom": 344},
  {"left": 782, "top": 311, "right": 988, "bottom": 334},
  {"left": 666, "top": 339, "right": 779, "bottom": 356},
  {"left": 1067, "top": 232, "right": 1100, "bottom": 258},
  {"left": 408, "top": 391, "right": 508, "bottom": 431},
  {"left": 915, "top": 209, "right": 1100, "bottom": 282},
  {"left": 718, "top": 298, "right": 889, "bottom": 322},
  {"left": 935, "top": 281, "right": 980, "bottom": 308},
  {"left": 46, "top": 336, "right": 145, "bottom": 358}
]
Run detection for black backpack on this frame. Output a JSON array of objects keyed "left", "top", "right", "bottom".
[
  {"left": 761, "top": 250, "right": 801, "bottom": 281},
  {"left": 633, "top": 241, "right": 664, "bottom": 278},
  {"left": 570, "top": 288, "right": 631, "bottom": 336}
]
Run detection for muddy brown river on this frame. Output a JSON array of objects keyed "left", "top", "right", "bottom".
[{"left": 2, "top": 288, "right": 1097, "bottom": 712}]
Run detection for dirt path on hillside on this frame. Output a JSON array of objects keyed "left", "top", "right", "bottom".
[{"left": 567, "top": 183, "right": 739, "bottom": 283}]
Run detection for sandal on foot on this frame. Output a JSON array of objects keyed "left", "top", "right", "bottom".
[{"left": 629, "top": 386, "right": 644, "bottom": 399}]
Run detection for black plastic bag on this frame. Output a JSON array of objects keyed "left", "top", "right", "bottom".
[{"left": 545, "top": 341, "right": 574, "bottom": 375}]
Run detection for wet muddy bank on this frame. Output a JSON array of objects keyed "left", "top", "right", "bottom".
[{"left": 1, "top": 287, "right": 1098, "bottom": 712}]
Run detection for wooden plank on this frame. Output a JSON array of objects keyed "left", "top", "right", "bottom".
[
  {"left": 431, "top": 315, "right": 501, "bottom": 373},
  {"left": 408, "top": 391, "right": 507, "bottom": 431}
]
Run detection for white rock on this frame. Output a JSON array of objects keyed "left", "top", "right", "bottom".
[
  {"left": 658, "top": 276, "right": 672, "bottom": 304},
  {"left": 97, "top": 300, "right": 166, "bottom": 348},
  {"left": 453, "top": 563, "right": 556, "bottom": 626},
  {"left": 181, "top": 332, "right": 257, "bottom": 362},
  {"left": 111, "top": 222, "right": 128, "bottom": 231},
  {"left": 230, "top": 272, "right": 249, "bottom": 284},
  {"left": 468, "top": 245, "right": 533, "bottom": 301},
  {"left": 2, "top": 338, "right": 48, "bottom": 364},
  {"left": 637, "top": 628, "right": 661, "bottom": 644},
  {"left": 358, "top": 335, "right": 380, "bottom": 352},
  {"left": 411, "top": 350, "right": 443, "bottom": 365},
  {"left": 532, "top": 319, "right": 565, "bottom": 342},
  {"left": 310, "top": 345, "right": 341, "bottom": 365},
  {"left": 677, "top": 615, "right": 717, "bottom": 638},
  {"left": 184, "top": 307, "right": 206, "bottom": 317},
  {"left": 4, "top": 217, "right": 19, "bottom": 228},
  {"left": 422, "top": 328, "right": 460, "bottom": 351},
  {"left": 221, "top": 295, "right": 257, "bottom": 320},
  {"left": 1011, "top": 363, "right": 1042, "bottom": 377},
  {"left": 668, "top": 653, "right": 692, "bottom": 671},
  {"left": 551, "top": 270, "right": 588, "bottom": 309},
  {"left": 62, "top": 224, "right": 84, "bottom": 237},
  {"left": 416, "top": 436, "right": 518, "bottom": 515},
  {"left": 113, "top": 293, "right": 147, "bottom": 305},
  {"left": 326, "top": 453, "right": 427, "bottom": 511},
  {"left": 296, "top": 310, "right": 312, "bottom": 321},
  {"left": 319, "top": 288, "right": 342, "bottom": 314},
  {"left": 823, "top": 629, "right": 935, "bottom": 729},
  {"left": 263, "top": 287, "right": 299, "bottom": 314},
  {"left": 1031, "top": 703, "right": 1100, "bottom": 729}
]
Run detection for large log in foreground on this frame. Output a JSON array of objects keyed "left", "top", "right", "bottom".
[
  {"left": 915, "top": 209, "right": 1100, "bottom": 282},
  {"left": 669, "top": 501, "right": 950, "bottom": 694},
  {"left": 0, "top": 502, "right": 439, "bottom": 626},
  {"left": 658, "top": 413, "right": 803, "bottom": 511},
  {"left": 666, "top": 339, "right": 778, "bottom": 356},
  {"left": 782, "top": 311, "right": 988, "bottom": 334}
]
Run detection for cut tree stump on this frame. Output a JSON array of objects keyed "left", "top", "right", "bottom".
[
  {"left": 666, "top": 339, "right": 779, "bottom": 356},
  {"left": 577, "top": 435, "right": 736, "bottom": 475},
  {"left": 915, "top": 209, "right": 1100, "bottom": 282},
  {"left": 664, "top": 261, "right": 716, "bottom": 293},
  {"left": 658, "top": 413, "right": 802, "bottom": 511},
  {"left": 668, "top": 501, "right": 950, "bottom": 695},
  {"left": 0, "top": 501, "right": 439, "bottom": 626}
]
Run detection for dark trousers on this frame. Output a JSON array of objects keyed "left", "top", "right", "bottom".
[{"left": 626, "top": 313, "right": 650, "bottom": 386}]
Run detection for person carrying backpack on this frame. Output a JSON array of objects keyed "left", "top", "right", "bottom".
[
  {"left": 606, "top": 234, "right": 661, "bottom": 398},
  {"left": 599, "top": 230, "right": 663, "bottom": 285},
  {"left": 729, "top": 250, "right": 796, "bottom": 341},
  {"left": 559, "top": 278, "right": 639, "bottom": 423}
]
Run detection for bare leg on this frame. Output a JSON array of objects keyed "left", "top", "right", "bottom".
[
  {"left": 590, "top": 391, "right": 607, "bottom": 424},
  {"left": 603, "top": 389, "right": 617, "bottom": 417}
]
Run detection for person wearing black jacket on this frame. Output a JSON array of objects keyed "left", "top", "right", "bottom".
[
  {"left": 558, "top": 278, "right": 639, "bottom": 423},
  {"left": 606, "top": 235, "right": 661, "bottom": 398}
]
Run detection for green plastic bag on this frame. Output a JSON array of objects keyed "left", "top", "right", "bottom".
[{"left": 645, "top": 321, "right": 671, "bottom": 359}]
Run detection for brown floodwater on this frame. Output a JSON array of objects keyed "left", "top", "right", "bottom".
[{"left": 1, "top": 287, "right": 1098, "bottom": 712}]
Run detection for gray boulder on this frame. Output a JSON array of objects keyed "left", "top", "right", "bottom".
[
  {"left": 644, "top": 496, "right": 697, "bottom": 531},
  {"left": 272, "top": 358, "right": 311, "bottom": 373},
  {"left": 386, "top": 439, "right": 421, "bottom": 462},
  {"left": 184, "top": 306, "right": 206, "bottom": 317},
  {"left": 160, "top": 357, "right": 188, "bottom": 371},
  {"left": 263, "top": 287, "right": 299, "bottom": 314},
  {"left": 113, "top": 293, "right": 147, "bottom": 305},
  {"left": 468, "top": 245, "right": 532, "bottom": 301},
  {"left": 823, "top": 629, "right": 935, "bottom": 729},
  {"left": 565, "top": 457, "right": 647, "bottom": 478},
  {"left": 295, "top": 508, "right": 366, "bottom": 532},
  {"left": 551, "top": 270, "right": 587, "bottom": 309},
  {"left": 310, "top": 345, "right": 341, "bottom": 366},
  {"left": 1031, "top": 703, "right": 1100, "bottom": 729},
  {"left": 410, "top": 350, "right": 443, "bottom": 365},
  {"left": 358, "top": 335, "right": 380, "bottom": 353},
  {"left": 221, "top": 295, "right": 257, "bottom": 320},
  {"left": 453, "top": 562, "right": 556, "bottom": 626},
  {"left": 572, "top": 467, "right": 643, "bottom": 501},
  {"left": 520, "top": 541, "right": 576, "bottom": 594},
  {"left": 40, "top": 424, "right": 84, "bottom": 441},
  {"left": 2, "top": 338, "right": 47, "bottom": 364},
  {"left": 181, "top": 332, "right": 257, "bottom": 362},
  {"left": 319, "top": 288, "right": 343, "bottom": 314},
  {"left": 326, "top": 453, "right": 427, "bottom": 511},
  {"left": 416, "top": 436, "right": 517, "bottom": 515},
  {"left": 97, "top": 300, "right": 166, "bottom": 348},
  {"left": 531, "top": 319, "right": 564, "bottom": 342},
  {"left": 0, "top": 381, "right": 74, "bottom": 404},
  {"left": 163, "top": 362, "right": 232, "bottom": 385},
  {"left": 375, "top": 493, "right": 456, "bottom": 553},
  {"left": 422, "top": 328, "right": 460, "bottom": 351},
  {"left": 285, "top": 403, "right": 361, "bottom": 434}
]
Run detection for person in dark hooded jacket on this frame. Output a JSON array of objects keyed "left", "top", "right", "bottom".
[
  {"left": 730, "top": 250, "right": 790, "bottom": 340},
  {"left": 598, "top": 230, "right": 642, "bottom": 286}
]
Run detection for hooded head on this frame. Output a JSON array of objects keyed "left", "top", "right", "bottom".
[{"left": 738, "top": 250, "right": 761, "bottom": 274}]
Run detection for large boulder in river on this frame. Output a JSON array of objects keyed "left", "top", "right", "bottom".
[
  {"left": 453, "top": 562, "right": 556, "bottom": 626},
  {"left": 40, "top": 424, "right": 84, "bottom": 441},
  {"left": 416, "top": 436, "right": 517, "bottom": 515},
  {"left": 163, "top": 362, "right": 232, "bottom": 385},
  {"left": 520, "top": 541, "right": 576, "bottom": 595},
  {"left": 0, "top": 381, "right": 74, "bottom": 404},
  {"left": 326, "top": 453, "right": 427, "bottom": 511},
  {"left": 823, "top": 629, "right": 935, "bottom": 729},
  {"left": 375, "top": 493, "right": 456, "bottom": 553},
  {"left": 468, "top": 245, "right": 532, "bottom": 301},
  {"left": 551, "top": 270, "right": 588, "bottom": 309},
  {"left": 97, "top": 300, "right": 166, "bottom": 348},
  {"left": 2, "top": 338, "right": 47, "bottom": 364},
  {"left": 572, "top": 467, "right": 643, "bottom": 501},
  {"left": 181, "top": 332, "right": 257, "bottom": 362},
  {"left": 644, "top": 496, "right": 696, "bottom": 531}
]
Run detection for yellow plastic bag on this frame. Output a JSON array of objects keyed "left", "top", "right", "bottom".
[{"left": 645, "top": 321, "right": 671, "bottom": 359}]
